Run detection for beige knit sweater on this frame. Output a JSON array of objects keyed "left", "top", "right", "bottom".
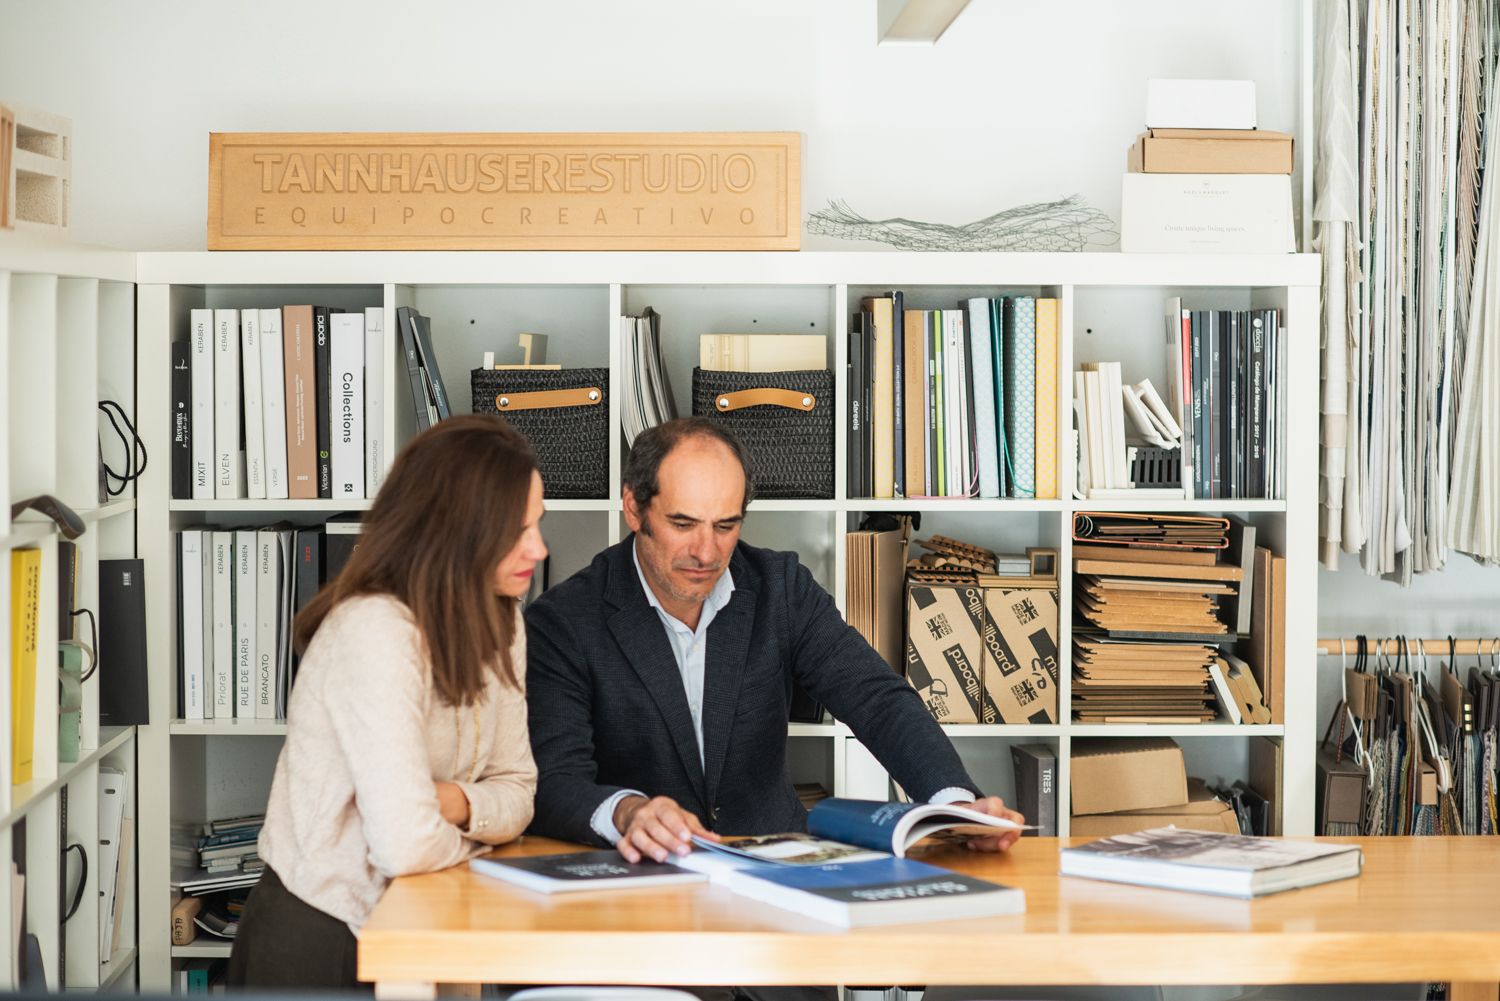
[{"left": 258, "top": 593, "right": 536, "bottom": 929}]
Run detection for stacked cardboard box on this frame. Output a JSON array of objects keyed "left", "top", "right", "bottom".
[{"left": 1069, "top": 737, "right": 1239, "bottom": 836}]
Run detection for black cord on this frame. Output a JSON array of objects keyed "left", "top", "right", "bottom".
[
  {"left": 99, "top": 400, "right": 147, "bottom": 496},
  {"left": 71, "top": 608, "right": 98, "bottom": 683}
]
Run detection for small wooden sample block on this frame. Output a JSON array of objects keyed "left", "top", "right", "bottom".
[{"left": 4, "top": 104, "right": 71, "bottom": 233}]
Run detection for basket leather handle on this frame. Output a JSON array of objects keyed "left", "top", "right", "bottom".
[
  {"left": 494, "top": 387, "right": 603, "bottom": 412},
  {"left": 713, "top": 388, "right": 817, "bottom": 412}
]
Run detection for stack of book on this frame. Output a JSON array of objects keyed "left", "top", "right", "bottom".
[
  {"left": 849, "top": 293, "right": 1059, "bottom": 500},
  {"left": 173, "top": 305, "right": 392, "bottom": 502},
  {"left": 1071, "top": 514, "right": 1262, "bottom": 724},
  {"left": 170, "top": 814, "right": 265, "bottom": 897},
  {"left": 619, "top": 307, "right": 676, "bottom": 446},
  {"left": 1121, "top": 79, "right": 1295, "bottom": 254}
]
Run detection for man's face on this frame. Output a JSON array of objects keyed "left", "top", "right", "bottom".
[{"left": 623, "top": 436, "right": 746, "bottom": 621}]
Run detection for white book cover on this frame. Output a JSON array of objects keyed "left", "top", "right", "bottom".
[
  {"left": 97, "top": 768, "right": 127, "bottom": 957},
  {"left": 254, "top": 530, "right": 280, "bottom": 720},
  {"left": 330, "top": 312, "right": 366, "bottom": 499},
  {"left": 1082, "top": 370, "right": 1107, "bottom": 490},
  {"left": 1100, "top": 362, "right": 1129, "bottom": 488},
  {"left": 966, "top": 298, "right": 1001, "bottom": 498},
  {"left": 213, "top": 308, "right": 244, "bottom": 498},
  {"left": 943, "top": 311, "right": 963, "bottom": 496},
  {"left": 950, "top": 310, "right": 973, "bottom": 495},
  {"left": 200, "top": 538, "right": 215, "bottom": 719},
  {"left": 233, "top": 529, "right": 257, "bottom": 719},
  {"left": 1073, "top": 372, "right": 1091, "bottom": 498},
  {"left": 1135, "top": 378, "right": 1183, "bottom": 441},
  {"left": 190, "top": 308, "right": 215, "bottom": 499},
  {"left": 364, "top": 306, "right": 385, "bottom": 497},
  {"left": 1121, "top": 174, "right": 1294, "bottom": 254},
  {"left": 210, "top": 531, "right": 234, "bottom": 718},
  {"left": 240, "top": 309, "right": 267, "bottom": 499},
  {"left": 178, "top": 530, "right": 206, "bottom": 721},
  {"left": 259, "top": 308, "right": 289, "bottom": 500}
]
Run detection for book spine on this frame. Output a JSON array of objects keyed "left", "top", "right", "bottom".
[
  {"left": 213, "top": 308, "right": 243, "bottom": 499},
  {"left": 890, "top": 290, "right": 905, "bottom": 498},
  {"left": 211, "top": 532, "right": 234, "bottom": 718},
  {"left": 254, "top": 531, "right": 279, "bottom": 720},
  {"left": 1225, "top": 311, "right": 1240, "bottom": 498},
  {"left": 364, "top": 306, "right": 386, "bottom": 496},
  {"left": 190, "top": 309, "right": 215, "bottom": 500},
  {"left": 1208, "top": 310, "right": 1222, "bottom": 499},
  {"left": 397, "top": 307, "right": 432, "bottom": 433},
  {"left": 1190, "top": 310, "right": 1208, "bottom": 500},
  {"left": 330, "top": 313, "right": 366, "bottom": 499},
  {"left": 847, "top": 324, "right": 861, "bottom": 497},
  {"left": 259, "top": 308, "right": 289, "bottom": 500},
  {"left": 239, "top": 309, "right": 266, "bottom": 499},
  {"left": 233, "top": 530, "right": 256, "bottom": 719},
  {"left": 903, "top": 309, "right": 927, "bottom": 498},
  {"left": 9, "top": 549, "right": 40, "bottom": 784},
  {"left": 411, "top": 312, "right": 452, "bottom": 420},
  {"left": 861, "top": 311, "right": 874, "bottom": 498},
  {"left": 929, "top": 311, "right": 943, "bottom": 495},
  {"left": 869, "top": 297, "right": 894, "bottom": 499},
  {"left": 1033, "top": 298, "right": 1060, "bottom": 500},
  {"left": 1248, "top": 311, "right": 1265, "bottom": 499},
  {"left": 967, "top": 299, "right": 1000, "bottom": 498},
  {"left": 293, "top": 527, "right": 324, "bottom": 616},
  {"left": 98, "top": 562, "right": 149, "bottom": 727},
  {"left": 1005, "top": 297, "right": 1037, "bottom": 497},
  {"left": 955, "top": 310, "right": 977, "bottom": 495},
  {"left": 989, "top": 298, "right": 1007, "bottom": 496},
  {"left": 178, "top": 531, "right": 206, "bottom": 721},
  {"left": 282, "top": 306, "right": 318, "bottom": 499},
  {"left": 171, "top": 339, "right": 192, "bottom": 500},
  {"left": 313, "top": 306, "right": 333, "bottom": 498}
]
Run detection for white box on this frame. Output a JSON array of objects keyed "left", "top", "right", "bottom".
[
  {"left": 1146, "top": 78, "right": 1257, "bottom": 130},
  {"left": 1120, "top": 173, "right": 1294, "bottom": 254}
]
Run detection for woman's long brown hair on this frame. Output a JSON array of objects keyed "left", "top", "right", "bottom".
[{"left": 294, "top": 415, "right": 539, "bottom": 705}]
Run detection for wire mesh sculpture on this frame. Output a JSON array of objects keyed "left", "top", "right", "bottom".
[{"left": 805, "top": 195, "right": 1117, "bottom": 252}]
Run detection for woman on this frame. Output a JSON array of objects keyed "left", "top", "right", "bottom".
[{"left": 227, "top": 415, "right": 547, "bottom": 990}]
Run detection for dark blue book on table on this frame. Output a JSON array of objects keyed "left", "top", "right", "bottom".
[
  {"left": 725, "top": 856, "right": 1024, "bottom": 927},
  {"left": 807, "top": 798, "right": 1030, "bottom": 857},
  {"left": 470, "top": 850, "right": 707, "bottom": 895}
]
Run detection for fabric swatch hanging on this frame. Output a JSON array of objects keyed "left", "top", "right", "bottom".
[{"left": 1319, "top": 0, "right": 1500, "bottom": 577}]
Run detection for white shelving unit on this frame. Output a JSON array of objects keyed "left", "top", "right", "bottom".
[
  {"left": 117, "top": 250, "right": 1320, "bottom": 991},
  {"left": 0, "top": 232, "right": 141, "bottom": 992}
]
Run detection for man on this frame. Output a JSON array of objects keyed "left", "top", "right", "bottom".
[{"left": 525, "top": 417, "right": 1023, "bottom": 864}]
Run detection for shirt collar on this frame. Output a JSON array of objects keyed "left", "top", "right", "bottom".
[{"left": 631, "top": 536, "right": 736, "bottom": 632}]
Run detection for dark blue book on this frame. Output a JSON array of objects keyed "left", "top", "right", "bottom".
[
  {"left": 470, "top": 850, "right": 707, "bottom": 895},
  {"left": 725, "top": 855, "right": 1024, "bottom": 926},
  {"left": 807, "top": 798, "right": 1029, "bottom": 857}
]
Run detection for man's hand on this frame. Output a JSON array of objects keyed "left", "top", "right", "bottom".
[
  {"left": 961, "top": 796, "right": 1026, "bottom": 853},
  {"left": 613, "top": 795, "right": 719, "bottom": 863},
  {"left": 435, "top": 781, "right": 471, "bottom": 828}
]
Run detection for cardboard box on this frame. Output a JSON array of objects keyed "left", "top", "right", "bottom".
[
  {"left": 905, "top": 585, "right": 985, "bottom": 723},
  {"left": 982, "top": 588, "right": 1059, "bottom": 724},
  {"left": 1129, "top": 129, "right": 1293, "bottom": 174},
  {"left": 1070, "top": 737, "right": 1188, "bottom": 815},
  {"left": 1070, "top": 778, "right": 1240, "bottom": 837},
  {"left": 1120, "top": 173, "right": 1294, "bottom": 254}
]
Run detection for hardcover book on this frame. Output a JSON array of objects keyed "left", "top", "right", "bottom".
[
  {"left": 724, "top": 856, "right": 1024, "bottom": 927},
  {"left": 470, "top": 850, "right": 707, "bottom": 894},
  {"left": 1060, "top": 827, "right": 1362, "bottom": 898}
]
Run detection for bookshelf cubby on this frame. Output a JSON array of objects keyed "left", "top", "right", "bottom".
[{"left": 1, "top": 242, "right": 1319, "bottom": 992}]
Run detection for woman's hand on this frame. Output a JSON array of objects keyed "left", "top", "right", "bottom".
[{"left": 435, "top": 781, "right": 471, "bottom": 828}]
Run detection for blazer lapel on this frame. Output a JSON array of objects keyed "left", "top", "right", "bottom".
[
  {"left": 700, "top": 551, "right": 760, "bottom": 810},
  {"left": 604, "top": 542, "right": 708, "bottom": 806}
]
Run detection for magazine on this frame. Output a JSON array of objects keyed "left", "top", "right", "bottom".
[
  {"left": 470, "top": 850, "right": 707, "bottom": 895},
  {"left": 1059, "top": 826, "right": 1363, "bottom": 898}
]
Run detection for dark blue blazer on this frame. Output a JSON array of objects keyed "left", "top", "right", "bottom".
[{"left": 524, "top": 537, "right": 979, "bottom": 846}]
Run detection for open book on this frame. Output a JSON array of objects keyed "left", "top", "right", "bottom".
[{"left": 691, "top": 797, "right": 1030, "bottom": 866}]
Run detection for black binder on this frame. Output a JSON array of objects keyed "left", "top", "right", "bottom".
[{"left": 99, "top": 558, "right": 149, "bottom": 726}]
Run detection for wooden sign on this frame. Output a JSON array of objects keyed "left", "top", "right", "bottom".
[{"left": 208, "top": 132, "right": 800, "bottom": 250}]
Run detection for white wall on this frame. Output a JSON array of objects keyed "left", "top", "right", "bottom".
[{"left": 1, "top": 0, "right": 1303, "bottom": 251}]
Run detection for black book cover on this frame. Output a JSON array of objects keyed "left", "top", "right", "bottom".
[
  {"left": 1010, "top": 743, "right": 1057, "bottom": 837},
  {"left": 313, "top": 306, "right": 333, "bottom": 497},
  {"left": 1189, "top": 310, "right": 1209, "bottom": 500},
  {"left": 324, "top": 517, "right": 362, "bottom": 584},
  {"left": 485, "top": 850, "right": 692, "bottom": 882},
  {"left": 99, "top": 558, "right": 150, "bottom": 726},
  {"left": 175, "top": 534, "right": 186, "bottom": 718},
  {"left": 1224, "top": 311, "right": 1240, "bottom": 499},
  {"left": 171, "top": 338, "right": 192, "bottom": 499},
  {"left": 860, "top": 310, "right": 875, "bottom": 498},
  {"left": 1247, "top": 311, "right": 1266, "bottom": 499},
  {"left": 847, "top": 323, "right": 863, "bottom": 498},
  {"left": 1207, "top": 310, "right": 1222, "bottom": 500},
  {"left": 58, "top": 539, "right": 78, "bottom": 642},
  {"left": 410, "top": 312, "right": 452, "bottom": 420},
  {"left": 890, "top": 290, "right": 905, "bottom": 498},
  {"left": 293, "top": 526, "right": 324, "bottom": 615},
  {"left": 396, "top": 306, "right": 431, "bottom": 433}
]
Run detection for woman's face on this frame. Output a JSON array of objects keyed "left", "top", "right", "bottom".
[{"left": 493, "top": 470, "right": 548, "bottom": 597}]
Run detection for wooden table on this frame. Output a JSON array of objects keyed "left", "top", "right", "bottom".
[{"left": 359, "top": 836, "right": 1500, "bottom": 1000}]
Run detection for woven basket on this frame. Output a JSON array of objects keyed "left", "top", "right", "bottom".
[
  {"left": 470, "top": 368, "right": 609, "bottom": 499},
  {"left": 691, "top": 368, "right": 833, "bottom": 499}
]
